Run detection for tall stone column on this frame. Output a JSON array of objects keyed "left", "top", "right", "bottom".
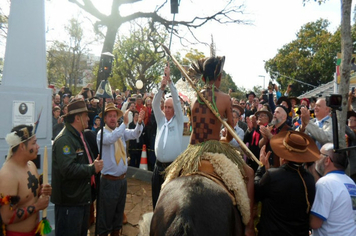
[{"left": 0, "top": 0, "right": 52, "bottom": 184}]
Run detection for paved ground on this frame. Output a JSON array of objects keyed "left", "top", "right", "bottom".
[{"left": 88, "top": 167, "right": 153, "bottom": 236}]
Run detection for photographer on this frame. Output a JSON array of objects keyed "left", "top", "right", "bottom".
[
  {"left": 297, "top": 97, "right": 333, "bottom": 149},
  {"left": 79, "top": 83, "right": 94, "bottom": 100}
]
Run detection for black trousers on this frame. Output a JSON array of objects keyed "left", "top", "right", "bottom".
[
  {"left": 55, "top": 204, "right": 90, "bottom": 236},
  {"left": 151, "top": 161, "right": 172, "bottom": 209}
]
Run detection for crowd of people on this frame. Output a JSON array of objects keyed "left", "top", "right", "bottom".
[{"left": 1, "top": 56, "right": 356, "bottom": 235}]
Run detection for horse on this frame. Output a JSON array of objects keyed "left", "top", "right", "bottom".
[{"left": 148, "top": 174, "right": 245, "bottom": 236}]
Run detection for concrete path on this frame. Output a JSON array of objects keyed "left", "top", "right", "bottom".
[{"left": 88, "top": 167, "right": 153, "bottom": 236}]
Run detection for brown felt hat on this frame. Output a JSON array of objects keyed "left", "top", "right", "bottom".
[
  {"left": 270, "top": 131, "right": 320, "bottom": 163},
  {"left": 255, "top": 110, "right": 273, "bottom": 123},
  {"left": 99, "top": 102, "right": 123, "bottom": 118},
  {"left": 232, "top": 104, "right": 244, "bottom": 116},
  {"left": 62, "top": 100, "right": 92, "bottom": 117}
]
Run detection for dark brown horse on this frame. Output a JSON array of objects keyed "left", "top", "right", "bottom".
[{"left": 149, "top": 174, "right": 244, "bottom": 236}]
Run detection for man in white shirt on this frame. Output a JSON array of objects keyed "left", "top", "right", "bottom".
[
  {"left": 151, "top": 64, "right": 184, "bottom": 209},
  {"left": 310, "top": 143, "right": 356, "bottom": 236}
]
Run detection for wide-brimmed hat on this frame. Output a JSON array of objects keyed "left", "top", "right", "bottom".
[
  {"left": 289, "top": 96, "right": 300, "bottom": 106},
  {"left": 277, "top": 96, "right": 292, "bottom": 113},
  {"left": 246, "top": 91, "right": 256, "bottom": 99},
  {"left": 255, "top": 110, "right": 273, "bottom": 123},
  {"left": 99, "top": 102, "right": 123, "bottom": 118},
  {"left": 270, "top": 131, "right": 320, "bottom": 163},
  {"left": 232, "top": 104, "right": 244, "bottom": 116},
  {"left": 62, "top": 100, "right": 92, "bottom": 117}
]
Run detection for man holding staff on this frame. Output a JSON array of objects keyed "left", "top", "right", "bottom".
[
  {"left": 163, "top": 56, "right": 255, "bottom": 235},
  {"left": 0, "top": 125, "right": 52, "bottom": 236}
]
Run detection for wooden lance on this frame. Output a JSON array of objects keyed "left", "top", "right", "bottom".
[{"left": 161, "top": 44, "right": 262, "bottom": 166}]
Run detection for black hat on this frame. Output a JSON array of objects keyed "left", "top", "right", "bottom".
[
  {"left": 276, "top": 105, "right": 289, "bottom": 116},
  {"left": 347, "top": 110, "right": 356, "bottom": 119},
  {"left": 246, "top": 91, "right": 256, "bottom": 99},
  {"left": 89, "top": 97, "right": 99, "bottom": 102},
  {"left": 62, "top": 94, "right": 70, "bottom": 99},
  {"left": 277, "top": 96, "right": 292, "bottom": 113},
  {"left": 289, "top": 96, "right": 300, "bottom": 106}
]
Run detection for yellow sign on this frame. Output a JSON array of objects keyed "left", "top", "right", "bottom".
[{"left": 336, "top": 53, "right": 356, "bottom": 84}]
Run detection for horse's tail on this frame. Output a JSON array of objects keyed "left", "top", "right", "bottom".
[{"left": 138, "top": 212, "right": 154, "bottom": 236}]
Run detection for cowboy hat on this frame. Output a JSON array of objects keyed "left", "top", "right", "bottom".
[
  {"left": 270, "top": 131, "right": 320, "bottom": 163},
  {"left": 99, "top": 102, "right": 123, "bottom": 118},
  {"left": 245, "top": 91, "right": 256, "bottom": 99},
  {"left": 232, "top": 104, "right": 244, "bottom": 116},
  {"left": 276, "top": 96, "right": 292, "bottom": 113},
  {"left": 255, "top": 110, "right": 273, "bottom": 123},
  {"left": 62, "top": 100, "right": 92, "bottom": 117}
]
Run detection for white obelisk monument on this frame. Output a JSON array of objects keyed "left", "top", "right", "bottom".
[{"left": 0, "top": 0, "right": 52, "bottom": 175}]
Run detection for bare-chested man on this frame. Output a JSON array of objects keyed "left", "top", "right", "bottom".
[
  {"left": 0, "top": 125, "right": 51, "bottom": 236},
  {"left": 165, "top": 56, "right": 255, "bottom": 236}
]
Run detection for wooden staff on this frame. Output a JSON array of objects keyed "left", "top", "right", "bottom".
[
  {"left": 161, "top": 45, "right": 262, "bottom": 166},
  {"left": 35, "top": 146, "right": 52, "bottom": 235},
  {"left": 42, "top": 146, "right": 48, "bottom": 217}
]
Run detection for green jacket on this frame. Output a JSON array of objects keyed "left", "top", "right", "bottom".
[{"left": 51, "top": 123, "right": 96, "bottom": 205}]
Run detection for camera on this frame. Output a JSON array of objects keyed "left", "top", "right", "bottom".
[
  {"left": 326, "top": 94, "right": 342, "bottom": 110},
  {"left": 352, "top": 87, "right": 355, "bottom": 94}
]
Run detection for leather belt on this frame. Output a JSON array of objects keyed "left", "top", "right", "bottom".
[
  {"left": 156, "top": 160, "right": 172, "bottom": 168},
  {"left": 102, "top": 173, "right": 126, "bottom": 180}
]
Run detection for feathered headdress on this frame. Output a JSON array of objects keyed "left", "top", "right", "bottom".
[
  {"left": 5, "top": 126, "right": 35, "bottom": 159},
  {"left": 187, "top": 56, "right": 225, "bottom": 84},
  {"left": 5, "top": 107, "right": 42, "bottom": 160}
]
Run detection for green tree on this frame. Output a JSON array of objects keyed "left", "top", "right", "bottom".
[
  {"left": 219, "top": 72, "right": 238, "bottom": 94},
  {"left": 68, "top": 0, "right": 250, "bottom": 88},
  {"left": 47, "top": 18, "right": 96, "bottom": 93},
  {"left": 0, "top": 0, "right": 9, "bottom": 41},
  {"left": 169, "top": 48, "right": 206, "bottom": 85},
  {"left": 111, "top": 23, "right": 167, "bottom": 93},
  {"left": 265, "top": 19, "right": 340, "bottom": 96}
]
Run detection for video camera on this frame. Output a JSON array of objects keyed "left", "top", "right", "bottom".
[{"left": 326, "top": 94, "right": 342, "bottom": 111}]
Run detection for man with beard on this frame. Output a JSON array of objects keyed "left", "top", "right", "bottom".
[
  {"left": 259, "top": 106, "right": 292, "bottom": 167},
  {"left": 53, "top": 94, "right": 61, "bottom": 107}
]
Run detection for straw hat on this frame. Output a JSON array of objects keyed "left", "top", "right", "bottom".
[
  {"left": 99, "top": 102, "right": 123, "bottom": 118},
  {"left": 270, "top": 131, "right": 320, "bottom": 163}
]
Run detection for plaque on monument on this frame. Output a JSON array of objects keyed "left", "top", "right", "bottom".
[{"left": 12, "top": 101, "right": 35, "bottom": 127}]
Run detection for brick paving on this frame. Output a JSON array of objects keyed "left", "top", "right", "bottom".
[{"left": 88, "top": 169, "right": 153, "bottom": 236}]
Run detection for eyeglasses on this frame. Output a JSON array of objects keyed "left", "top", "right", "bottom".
[
  {"left": 348, "top": 119, "right": 356, "bottom": 122},
  {"left": 240, "top": 103, "right": 245, "bottom": 105},
  {"left": 320, "top": 153, "right": 333, "bottom": 162}
]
